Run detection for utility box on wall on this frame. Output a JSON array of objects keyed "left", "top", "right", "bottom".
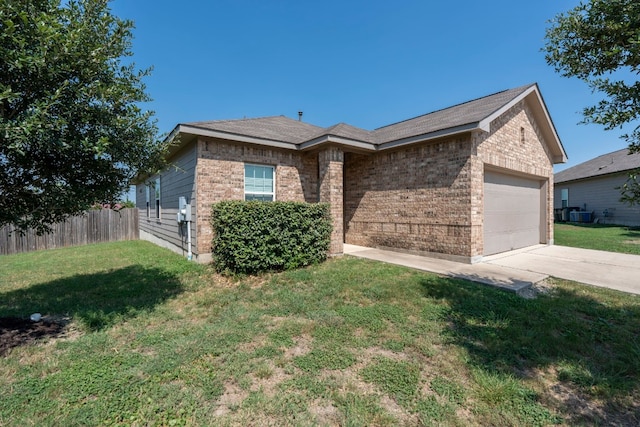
[{"left": 177, "top": 196, "right": 192, "bottom": 223}]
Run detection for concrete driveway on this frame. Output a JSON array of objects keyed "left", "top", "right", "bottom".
[
  {"left": 483, "top": 245, "right": 640, "bottom": 295},
  {"left": 344, "top": 244, "right": 640, "bottom": 295}
]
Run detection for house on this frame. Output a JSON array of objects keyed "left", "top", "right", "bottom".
[
  {"left": 554, "top": 148, "right": 640, "bottom": 226},
  {"left": 135, "top": 83, "right": 567, "bottom": 263}
]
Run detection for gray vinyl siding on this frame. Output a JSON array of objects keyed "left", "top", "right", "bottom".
[
  {"left": 554, "top": 172, "right": 640, "bottom": 226},
  {"left": 137, "top": 141, "right": 197, "bottom": 256}
]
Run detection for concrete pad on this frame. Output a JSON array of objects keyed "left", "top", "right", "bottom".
[
  {"left": 484, "top": 245, "right": 640, "bottom": 295},
  {"left": 344, "top": 244, "right": 546, "bottom": 294},
  {"left": 344, "top": 243, "right": 640, "bottom": 296}
]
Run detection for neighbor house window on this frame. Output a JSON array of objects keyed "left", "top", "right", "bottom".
[
  {"left": 145, "top": 186, "right": 150, "bottom": 218},
  {"left": 155, "top": 177, "right": 161, "bottom": 218},
  {"left": 244, "top": 164, "right": 274, "bottom": 201},
  {"left": 561, "top": 188, "right": 569, "bottom": 208}
]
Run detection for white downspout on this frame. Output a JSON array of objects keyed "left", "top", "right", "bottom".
[{"left": 186, "top": 218, "right": 193, "bottom": 261}]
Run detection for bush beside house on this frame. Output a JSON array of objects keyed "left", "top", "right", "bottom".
[{"left": 211, "top": 201, "right": 332, "bottom": 274}]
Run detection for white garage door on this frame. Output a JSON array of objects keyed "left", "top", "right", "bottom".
[{"left": 484, "top": 171, "right": 544, "bottom": 255}]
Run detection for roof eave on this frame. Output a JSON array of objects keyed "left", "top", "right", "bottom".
[
  {"left": 478, "top": 84, "right": 568, "bottom": 164},
  {"left": 177, "top": 124, "right": 298, "bottom": 150},
  {"left": 299, "top": 135, "right": 376, "bottom": 151},
  {"left": 555, "top": 168, "right": 634, "bottom": 184},
  {"left": 376, "top": 123, "right": 479, "bottom": 151}
]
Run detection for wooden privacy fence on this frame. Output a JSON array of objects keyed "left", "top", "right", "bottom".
[{"left": 0, "top": 208, "right": 139, "bottom": 256}]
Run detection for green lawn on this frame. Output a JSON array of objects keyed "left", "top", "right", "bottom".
[
  {"left": 1, "top": 241, "right": 639, "bottom": 426},
  {"left": 555, "top": 222, "right": 640, "bottom": 255}
]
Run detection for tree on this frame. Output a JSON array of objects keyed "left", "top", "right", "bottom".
[
  {"left": 544, "top": 0, "right": 640, "bottom": 204},
  {"left": 0, "top": 0, "right": 167, "bottom": 233}
]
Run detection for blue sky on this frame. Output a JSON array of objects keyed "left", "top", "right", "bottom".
[{"left": 111, "top": 0, "right": 633, "bottom": 173}]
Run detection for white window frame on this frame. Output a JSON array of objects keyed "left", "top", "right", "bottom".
[
  {"left": 561, "top": 188, "right": 569, "bottom": 208},
  {"left": 244, "top": 164, "right": 275, "bottom": 201},
  {"left": 155, "top": 177, "right": 161, "bottom": 219},
  {"left": 145, "top": 186, "right": 150, "bottom": 218}
]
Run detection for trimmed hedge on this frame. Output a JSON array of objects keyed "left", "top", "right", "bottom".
[{"left": 211, "top": 201, "right": 332, "bottom": 274}]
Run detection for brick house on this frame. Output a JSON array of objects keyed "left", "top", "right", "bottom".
[{"left": 135, "top": 83, "right": 567, "bottom": 263}]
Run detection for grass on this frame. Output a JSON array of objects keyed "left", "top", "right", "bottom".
[
  {"left": 1, "top": 241, "right": 640, "bottom": 426},
  {"left": 555, "top": 222, "right": 640, "bottom": 255}
]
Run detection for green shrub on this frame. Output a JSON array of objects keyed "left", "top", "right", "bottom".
[{"left": 211, "top": 201, "right": 332, "bottom": 274}]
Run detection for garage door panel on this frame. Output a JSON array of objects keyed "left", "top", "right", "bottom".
[{"left": 484, "top": 171, "right": 543, "bottom": 255}]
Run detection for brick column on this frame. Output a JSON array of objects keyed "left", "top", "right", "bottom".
[{"left": 318, "top": 147, "right": 344, "bottom": 255}]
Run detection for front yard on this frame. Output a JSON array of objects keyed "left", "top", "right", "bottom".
[
  {"left": 1, "top": 241, "right": 639, "bottom": 426},
  {"left": 555, "top": 222, "right": 640, "bottom": 255}
]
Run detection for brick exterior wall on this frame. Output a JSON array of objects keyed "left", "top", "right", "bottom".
[
  {"left": 344, "top": 137, "right": 475, "bottom": 259},
  {"left": 195, "top": 137, "right": 318, "bottom": 255},
  {"left": 344, "top": 100, "right": 554, "bottom": 260},
  {"left": 184, "top": 99, "right": 554, "bottom": 262},
  {"left": 471, "top": 100, "right": 555, "bottom": 256},
  {"left": 319, "top": 147, "right": 344, "bottom": 255}
]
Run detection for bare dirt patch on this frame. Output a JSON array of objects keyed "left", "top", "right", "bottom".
[
  {"left": 308, "top": 399, "right": 341, "bottom": 426},
  {"left": 283, "top": 335, "right": 312, "bottom": 358},
  {"left": 214, "top": 381, "right": 249, "bottom": 416},
  {"left": 0, "top": 316, "right": 70, "bottom": 356}
]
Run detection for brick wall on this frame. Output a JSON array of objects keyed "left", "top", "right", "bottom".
[
  {"left": 344, "top": 100, "right": 555, "bottom": 260},
  {"left": 471, "top": 100, "right": 555, "bottom": 255},
  {"left": 319, "top": 147, "right": 344, "bottom": 255},
  {"left": 195, "top": 137, "right": 318, "bottom": 255},
  {"left": 344, "top": 136, "right": 475, "bottom": 258}
]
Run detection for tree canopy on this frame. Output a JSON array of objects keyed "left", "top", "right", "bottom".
[
  {"left": 0, "top": 0, "right": 167, "bottom": 233},
  {"left": 544, "top": 0, "right": 640, "bottom": 204}
]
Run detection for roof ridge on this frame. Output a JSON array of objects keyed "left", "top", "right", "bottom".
[
  {"left": 185, "top": 115, "right": 291, "bottom": 125},
  {"left": 373, "top": 83, "right": 535, "bottom": 131}
]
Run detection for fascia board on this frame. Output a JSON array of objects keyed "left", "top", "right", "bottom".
[
  {"left": 178, "top": 124, "right": 297, "bottom": 150},
  {"left": 298, "top": 135, "right": 376, "bottom": 151},
  {"left": 477, "top": 85, "right": 537, "bottom": 131},
  {"left": 376, "top": 123, "right": 479, "bottom": 151},
  {"left": 478, "top": 85, "right": 568, "bottom": 164},
  {"left": 530, "top": 89, "right": 568, "bottom": 164}
]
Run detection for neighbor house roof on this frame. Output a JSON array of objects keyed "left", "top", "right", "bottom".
[
  {"left": 555, "top": 148, "right": 640, "bottom": 183},
  {"left": 170, "top": 83, "right": 567, "bottom": 162}
]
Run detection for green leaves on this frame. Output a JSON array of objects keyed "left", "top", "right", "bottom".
[
  {"left": 544, "top": 0, "right": 640, "bottom": 202},
  {"left": 210, "top": 201, "right": 332, "bottom": 275},
  {"left": 0, "top": 0, "right": 168, "bottom": 233},
  {"left": 618, "top": 170, "right": 640, "bottom": 206}
]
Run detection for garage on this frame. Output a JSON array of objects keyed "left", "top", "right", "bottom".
[{"left": 483, "top": 170, "right": 545, "bottom": 255}]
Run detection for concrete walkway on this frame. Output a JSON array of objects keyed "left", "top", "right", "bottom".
[{"left": 344, "top": 244, "right": 640, "bottom": 295}]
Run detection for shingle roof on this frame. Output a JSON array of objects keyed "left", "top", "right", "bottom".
[
  {"left": 317, "top": 123, "right": 375, "bottom": 143},
  {"left": 176, "top": 83, "right": 566, "bottom": 163},
  {"left": 372, "top": 84, "right": 534, "bottom": 143},
  {"left": 186, "top": 116, "right": 324, "bottom": 144},
  {"left": 183, "top": 84, "right": 535, "bottom": 146},
  {"left": 555, "top": 148, "right": 640, "bottom": 183}
]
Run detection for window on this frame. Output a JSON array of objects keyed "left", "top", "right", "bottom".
[
  {"left": 145, "top": 186, "right": 150, "bottom": 218},
  {"left": 244, "top": 164, "right": 274, "bottom": 201},
  {"left": 561, "top": 188, "right": 569, "bottom": 208},
  {"left": 155, "top": 177, "right": 161, "bottom": 218}
]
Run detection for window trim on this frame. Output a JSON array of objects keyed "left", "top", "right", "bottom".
[
  {"left": 561, "top": 188, "right": 569, "bottom": 208},
  {"left": 155, "top": 177, "right": 161, "bottom": 219},
  {"left": 145, "top": 186, "right": 150, "bottom": 218},
  {"left": 244, "top": 163, "right": 275, "bottom": 201}
]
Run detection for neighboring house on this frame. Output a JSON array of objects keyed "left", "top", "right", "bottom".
[
  {"left": 135, "top": 83, "right": 567, "bottom": 263},
  {"left": 554, "top": 148, "right": 640, "bottom": 226}
]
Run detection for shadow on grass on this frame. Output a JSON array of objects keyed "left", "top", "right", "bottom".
[
  {"left": 420, "top": 276, "right": 640, "bottom": 424},
  {"left": 623, "top": 229, "right": 640, "bottom": 238},
  {"left": 0, "top": 265, "right": 184, "bottom": 332}
]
